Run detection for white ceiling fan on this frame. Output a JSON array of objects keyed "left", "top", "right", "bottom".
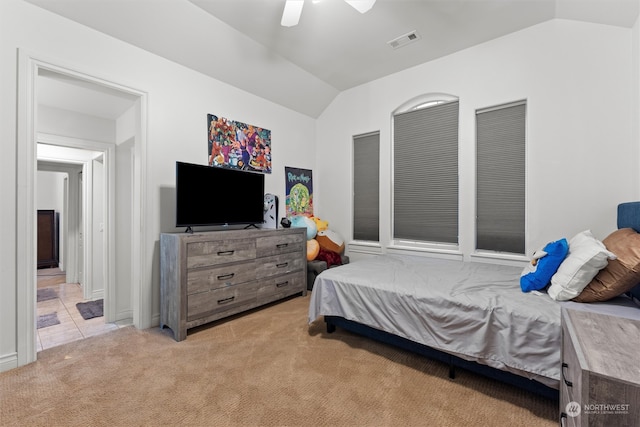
[{"left": 281, "top": 0, "right": 377, "bottom": 27}]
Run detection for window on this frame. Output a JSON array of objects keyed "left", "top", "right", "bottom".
[
  {"left": 476, "top": 101, "right": 526, "bottom": 254},
  {"left": 353, "top": 132, "right": 379, "bottom": 241},
  {"left": 393, "top": 99, "right": 459, "bottom": 244}
]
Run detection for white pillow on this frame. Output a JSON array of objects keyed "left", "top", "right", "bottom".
[{"left": 547, "top": 230, "right": 616, "bottom": 301}]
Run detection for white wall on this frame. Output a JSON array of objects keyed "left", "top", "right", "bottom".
[
  {"left": 0, "top": 0, "right": 315, "bottom": 372},
  {"left": 315, "top": 19, "right": 639, "bottom": 261},
  {"left": 37, "top": 171, "right": 65, "bottom": 213},
  {"left": 39, "top": 105, "right": 116, "bottom": 143}
]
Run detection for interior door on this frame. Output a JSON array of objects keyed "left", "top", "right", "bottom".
[{"left": 77, "top": 170, "right": 84, "bottom": 286}]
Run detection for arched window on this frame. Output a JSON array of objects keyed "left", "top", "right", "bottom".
[{"left": 392, "top": 94, "right": 459, "bottom": 245}]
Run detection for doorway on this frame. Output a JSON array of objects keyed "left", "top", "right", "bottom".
[
  {"left": 16, "top": 50, "right": 148, "bottom": 366},
  {"left": 36, "top": 149, "right": 118, "bottom": 350}
]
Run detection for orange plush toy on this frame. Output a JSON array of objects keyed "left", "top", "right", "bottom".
[
  {"left": 307, "top": 239, "right": 320, "bottom": 261},
  {"left": 316, "top": 229, "right": 345, "bottom": 254}
]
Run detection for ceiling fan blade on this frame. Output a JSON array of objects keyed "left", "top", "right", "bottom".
[
  {"left": 281, "top": 0, "right": 304, "bottom": 27},
  {"left": 344, "top": 0, "right": 376, "bottom": 14}
]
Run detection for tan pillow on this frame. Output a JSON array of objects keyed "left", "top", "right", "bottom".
[{"left": 574, "top": 228, "right": 640, "bottom": 302}]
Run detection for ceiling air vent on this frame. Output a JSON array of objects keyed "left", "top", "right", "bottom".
[{"left": 387, "top": 30, "right": 421, "bottom": 50}]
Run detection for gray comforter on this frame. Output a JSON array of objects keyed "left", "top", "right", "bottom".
[{"left": 308, "top": 255, "right": 561, "bottom": 388}]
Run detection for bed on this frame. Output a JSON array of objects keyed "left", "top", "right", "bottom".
[{"left": 308, "top": 202, "right": 640, "bottom": 399}]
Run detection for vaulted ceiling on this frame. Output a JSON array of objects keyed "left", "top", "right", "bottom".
[{"left": 26, "top": 0, "right": 640, "bottom": 118}]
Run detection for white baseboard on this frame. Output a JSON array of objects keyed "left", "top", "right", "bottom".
[{"left": 0, "top": 352, "right": 18, "bottom": 373}]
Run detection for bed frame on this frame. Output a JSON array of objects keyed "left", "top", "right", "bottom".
[
  {"left": 324, "top": 316, "right": 559, "bottom": 400},
  {"left": 322, "top": 201, "right": 640, "bottom": 401}
]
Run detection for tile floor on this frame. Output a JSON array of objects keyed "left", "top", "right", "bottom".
[{"left": 36, "top": 268, "right": 127, "bottom": 351}]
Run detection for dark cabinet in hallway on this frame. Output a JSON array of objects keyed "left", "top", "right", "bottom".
[{"left": 37, "top": 209, "right": 59, "bottom": 269}]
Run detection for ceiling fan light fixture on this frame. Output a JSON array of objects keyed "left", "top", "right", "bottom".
[
  {"left": 281, "top": 0, "right": 304, "bottom": 27},
  {"left": 345, "top": 0, "right": 376, "bottom": 14}
]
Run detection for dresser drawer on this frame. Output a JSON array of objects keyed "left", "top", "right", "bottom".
[
  {"left": 256, "top": 252, "right": 305, "bottom": 279},
  {"left": 560, "top": 318, "right": 583, "bottom": 427},
  {"left": 187, "top": 238, "right": 255, "bottom": 268},
  {"left": 187, "top": 281, "right": 260, "bottom": 321},
  {"left": 256, "top": 232, "right": 305, "bottom": 257},
  {"left": 559, "top": 377, "right": 579, "bottom": 427},
  {"left": 257, "top": 272, "right": 305, "bottom": 301},
  {"left": 187, "top": 261, "right": 257, "bottom": 294}
]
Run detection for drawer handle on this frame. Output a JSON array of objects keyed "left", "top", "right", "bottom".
[
  {"left": 217, "top": 250, "right": 235, "bottom": 256},
  {"left": 217, "top": 296, "right": 235, "bottom": 305},
  {"left": 560, "top": 412, "right": 567, "bottom": 427},
  {"left": 217, "top": 273, "right": 235, "bottom": 281},
  {"left": 276, "top": 281, "right": 289, "bottom": 288},
  {"left": 561, "top": 363, "right": 573, "bottom": 387},
  {"left": 276, "top": 243, "right": 288, "bottom": 249},
  {"left": 276, "top": 262, "right": 289, "bottom": 268}
]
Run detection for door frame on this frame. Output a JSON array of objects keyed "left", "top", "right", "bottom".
[
  {"left": 37, "top": 158, "right": 83, "bottom": 290},
  {"left": 17, "top": 49, "right": 148, "bottom": 367},
  {"left": 37, "top": 135, "right": 112, "bottom": 302}
]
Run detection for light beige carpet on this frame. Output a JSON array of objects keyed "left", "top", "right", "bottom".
[{"left": 0, "top": 295, "right": 557, "bottom": 426}]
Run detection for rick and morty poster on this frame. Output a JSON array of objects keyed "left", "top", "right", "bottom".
[{"left": 285, "top": 167, "right": 313, "bottom": 217}]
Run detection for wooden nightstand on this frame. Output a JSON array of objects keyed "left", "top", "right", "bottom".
[{"left": 560, "top": 307, "right": 640, "bottom": 426}]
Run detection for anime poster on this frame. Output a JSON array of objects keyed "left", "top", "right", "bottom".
[
  {"left": 285, "top": 167, "right": 313, "bottom": 217},
  {"left": 207, "top": 114, "right": 272, "bottom": 173}
]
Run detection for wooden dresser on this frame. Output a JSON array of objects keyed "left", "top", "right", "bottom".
[
  {"left": 160, "top": 227, "right": 307, "bottom": 341},
  {"left": 560, "top": 308, "right": 640, "bottom": 426}
]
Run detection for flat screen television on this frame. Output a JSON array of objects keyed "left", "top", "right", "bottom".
[{"left": 175, "top": 161, "right": 265, "bottom": 230}]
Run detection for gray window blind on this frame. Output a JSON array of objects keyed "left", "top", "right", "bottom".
[
  {"left": 353, "top": 132, "right": 380, "bottom": 241},
  {"left": 393, "top": 101, "right": 459, "bottom": 243},
  {"left": 476, "top": 101, "right": 526, "bottom": 254}
]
